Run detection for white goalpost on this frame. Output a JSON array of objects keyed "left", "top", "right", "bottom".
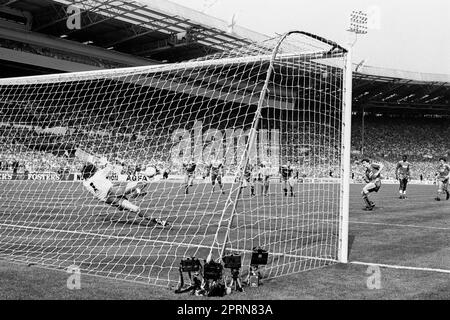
[{"left": 0, "top": 31, "right": 351, "bottom": 287}]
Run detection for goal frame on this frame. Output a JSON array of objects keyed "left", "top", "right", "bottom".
[{"left": 0, "top": 30, "right": 352, "bottom": 286}]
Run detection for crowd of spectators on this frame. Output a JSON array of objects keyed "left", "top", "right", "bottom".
[
  {"left": 1, "top": 115, "right": 448, "bottom": 181},
  {"left": 0, "top": 123, "right": 172, "bottom": 176},
  {"left": 352, "top": 117, "right": 450, "bottom": 161},
  {"left": 351, "top": 116, "right": 450, "bottom": 180}
]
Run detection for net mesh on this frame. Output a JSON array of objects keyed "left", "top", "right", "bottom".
[{"left": 0, "top": 32, "right": 348, "bottom": 287}]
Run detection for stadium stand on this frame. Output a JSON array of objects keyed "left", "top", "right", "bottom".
[
  {"left": 352, "top": 116, "right": 450, "bottom": 181},
  {"left": 352, "top": 116, "right": 450, "bottom": 161},
  {"left": 0, "top": 110, "right": 450, "bottom": 180}
]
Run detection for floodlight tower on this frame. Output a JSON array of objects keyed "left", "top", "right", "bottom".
[
  {"left": 347, "top": 10, "right": 369, "bottom": 156},
  {"left": 348, "top": 10, "right": 368, "bottom": 46}
]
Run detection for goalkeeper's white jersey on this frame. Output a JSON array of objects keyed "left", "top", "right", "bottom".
[{"left": 82, "top": 165, "right": 115, "bottom": 202}]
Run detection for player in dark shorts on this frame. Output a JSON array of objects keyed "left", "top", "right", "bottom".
[
  {"left": 396, "top": 155, "right": 411, "bottom": 199},
  {"left": 183, "top": 160, "right": 197, "bottom": 194},
  {"left": 241, "top": 162, "right": 256, "bottom": 197},
  {"left": 361, "top": 159, "right": 384, "bottom": 211},
  {"left": 206, "top": 154, "right": 225, "bottom": 194},
  {"left": 435, "top": 157, "right": 450, "bottom": 201},
  {"left": 280, "top": 163, "right": 295, "bottom": 197},
  {"left": 259, "top": 161, "right": 271, "bottom": 196}
]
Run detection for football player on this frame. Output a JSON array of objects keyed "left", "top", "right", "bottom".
[
  {"left": 259, "top": 161, "right": 272, "bottom": 196},
  {"left": 206, "top": 151, "right": 225, "bottom": 194},
  {"left": 183, "top": 158, "right": 197, "bottom": 194},
  {"left": 241, "top": 162, "right": 256, "bottom": 197},
  {"left": 396, "top": 155, "right": 411, "bottom": 199},
  {"left": 361, "top": 159, "right": 384, "bottom": 211},
  {"left": 435, "top": 157, "right": 450, "bottom": 201},
  {"left": 81, "top": 159, "right": 168, "bottom": 227},
  {"left": 280, "top": 162, "right": 295, "bottom": 197}
]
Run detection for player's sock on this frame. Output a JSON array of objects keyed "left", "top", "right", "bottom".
[
  {"left": 362, "top": 194, "right": 372, "bottom": 208},
  {"left": 446, "top": 191, "right": 449, "bottom": 200},
  {"left": 120, "top": 200, "right": 140, "bottom": 213},
  {"left": 251, "top": 186, "right": 255, "bottom": 196},
  {"left": 283, "top": 188, "right": 287, "bottom": 196},
  {"left": 290, "top": 187, "right": 294, "bottom": 197}
]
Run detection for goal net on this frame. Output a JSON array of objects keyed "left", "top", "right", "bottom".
[{"left": 0, "top": 31, "right": 351, "bottom": 287}]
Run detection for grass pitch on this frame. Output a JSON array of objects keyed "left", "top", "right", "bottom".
[{"left": 0, "top": 181, "right": 448, "bottom": 299}]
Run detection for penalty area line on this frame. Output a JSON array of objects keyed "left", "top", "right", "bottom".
[
  {"left": 350, "top": 261, "right": 450, "bottom": 274},
  {"left": 350, "top": 220, "right": 450, "bottom": 231}
]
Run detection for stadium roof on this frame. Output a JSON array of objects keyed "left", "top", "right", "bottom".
[
  {"left": 0, "top": 0, "right": 269, "bottom": 69},
  {"left": 0, "top": 0, "right": 449, "bottom": 113},
  {"left": 353, "top": 65, "right": 450, "bottom": 114}
]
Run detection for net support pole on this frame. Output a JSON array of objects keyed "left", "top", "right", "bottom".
[
  {"left": 210, "top": 32, "right": 295, "bottom": 262},
  {"left": 338, "top": 46, "right": 352, "bottom": 263}
]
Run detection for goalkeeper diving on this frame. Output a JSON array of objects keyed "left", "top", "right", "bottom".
[{"left": 78, "top": 149, "right": 168, "bottom": 227}]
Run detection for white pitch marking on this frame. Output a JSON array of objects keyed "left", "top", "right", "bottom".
[
  {"left": 350, "top": 220, "right": 450, "bottom": 231},
  {"left": 350, "top": 261, "right": 450, "bottom": 274}
]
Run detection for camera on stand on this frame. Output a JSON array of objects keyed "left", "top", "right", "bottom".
[
  {"left": 222, "top": 253, "right": 243, "bottom": 293},
  {"left": 175, "top": 257, "right": 203, "bottom": 295},
  {"left": 222, "top": 253, "right": 242, "bottom": 269},
  {"left": 248, "top": 247, "right": 268, "bottom": 287},
  {"left": 202, "top": 259, "right": 226, "bottom": 297},
  {"left": 180, "top": 257, "right": 201, "bottom": 272},
  {"left": 203, "top": 259, "right": 223, "bottom": 281}
]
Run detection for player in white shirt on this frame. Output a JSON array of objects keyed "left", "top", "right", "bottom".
[
  {"left": 81, "top": 159, "right": 168, "bottom": 227},
  {"left": 205, "top": 152, "right": 225, "bottom": 194},
  {"left": 241, "top": 162, "right": 257, "bottom": 197},
  {"left": 259, "top": 161, "right": 272, "bottom": 196}
]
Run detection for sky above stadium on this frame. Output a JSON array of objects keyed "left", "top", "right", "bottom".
[{"left": 169, "top": 0, "right": 449, "bottom": 75}]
